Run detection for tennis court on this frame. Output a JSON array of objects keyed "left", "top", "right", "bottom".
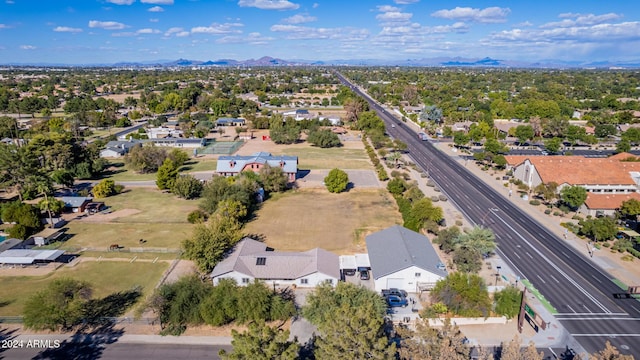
[{"left": 196, "top": 140, "right": 245, "bottom": 155}]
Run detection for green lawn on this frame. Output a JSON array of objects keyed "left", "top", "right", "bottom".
[
  {"left": 102, "top": 188, "right": 199, "bottom": 223},
  {"left": 178, "top": 158, "right": 217, "bottom": 173},
  {"left": 60, "top": 222, "right": 193, "bottom": 250},
  {"left": 79, "top": 251, "right": 180, "bottom": 261},
  {"left": 268, "top": 147, "right": 370, "bottom": 170},
  {"left": 0, "top": 261, "right": 168, "bottom": 316},
  {"left": 101, "top": 158, "right": 216, "bottom": 182}
]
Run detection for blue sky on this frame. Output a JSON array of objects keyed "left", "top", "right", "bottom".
[{"left": 1, "top": 0, "right": 639, "bottom": 64}]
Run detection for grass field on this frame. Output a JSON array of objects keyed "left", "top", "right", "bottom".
[
  {"left": 79, "top": 251, "right": 179, "bottom": 260},
  {"left": 60, "top": 222, "right": 193, "bottom": 250},
  {"left": 264, "top": 146, "right": 370, "bottom": 170},
  {"left": 0, "top": 261, "right": 168, "bottom": 316},
  {"left": 101, "top": 158, "right": 216, "bottom": 182},
  {"left": 101, "top": 188, "right": 199, "bottom": 223},
  {"left": 244, "top": 188, "right": 402, "bottom": 254}
]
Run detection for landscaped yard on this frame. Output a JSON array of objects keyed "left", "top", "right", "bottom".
[
  {"left": 0, "top": 261, "right": 168, "bottom": 316},
  {"left": 60, "top": 222, "right": 193, "bottom": 250},
  {"left": 100, "top": 158, "right": 216, "bottom": 182},
  {"left": 99, "top": 188, "right": 199, "bottom": 223},
  {"left": 244, "top": 188, "right": 402, "bottom": 254}
]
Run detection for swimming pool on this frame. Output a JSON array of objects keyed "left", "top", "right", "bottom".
[{"left": 0, "top": 235, "right": 6, "bottom": 243}]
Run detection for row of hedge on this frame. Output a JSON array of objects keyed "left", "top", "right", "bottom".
[{"left": 363, "top": 134, "right": 389, "bottom": 181}]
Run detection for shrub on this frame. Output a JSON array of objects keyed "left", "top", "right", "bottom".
[
  {"left": 324, "top": 168, "right": 349, "bottom": 193},
  {"left": 553, "top": 211, "right": 561, "bottom": 216},
  {"left": 572, "top": 215, "right": 582, "bottom": 221},
  {"left": 433, "top": 187, "right": 441, "bottom": 192},
  {"left": 439, "top": 195, "right": 448, "bottom": 202},
  {"left": 431, "top": 196, "right": 440, "bottom": 202},
  {"left": 602, "top": 242, "right": 610, "bottom": 247},
  {"left": 455, "top": 220, "right": 463, "bottom": 226},
  {"left": 187, "top": 210, "right": 207, "bottom": 224},
  {"left": 529, "top": 199, "right": 541, "bottom": 206},
  {"left": 544, "top": 209, "right": 552, "bottom": 215},
  {"left": 426, "top": 180, "right": 435, "bottom": 187}
]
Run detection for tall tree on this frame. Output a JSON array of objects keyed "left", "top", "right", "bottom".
[
  {"left": 156, "top": 159, "right": 179, "bottom": 190},
  {"left": 560, "top": 185, "right": 588, "bottom": 209},
  {"left": 591, "top": 341, "right": 634, "bottom": 360},
  {"left": 259, "top": 164, "right": 288, "bottom": 193},
  {"left": 397, "top": 318, "right": 469, "bottom": 360},
  {"left": 219, "top": 323, "right": 299, "bottom": 360},
  {"left": 324, "top": 168, "right": 349, "bottom": 193},
  {"left": 431, "top": 272, "right": 492, "bottom": 318},
  {"left": 23, "top": 278, "right": 92, "bottom": 332}
]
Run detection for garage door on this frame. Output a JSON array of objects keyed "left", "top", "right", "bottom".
[{"left": 386, "top": 278, "right": 403, "bottom": 289}]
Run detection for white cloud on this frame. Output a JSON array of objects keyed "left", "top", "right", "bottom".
[
  {"left": 106, "top": 0, "right": 135, "bottom": 5},
  {"left": 377, "top": 5, "right": 400, "bottom": 12},
  {"left": 394, "top": 0, "right": 419, "bottom": 3},
  {"left": 112, "top": 32, "right": 136, "bottom": 37},
  {"left": 489, "top": 20, "right": 640, "bottom": 43},
  {"left": 20, "top": 45, "right": 36, "bottom": 50},
  {"left": 141, "top": 0, "right": 173, "bottom": 4},
  {"left": 5, "top": 0, "right": 14, "bottom": 4},
  {"left": 541, "top": 13, "right": 622, "bottom": 28},
  {"left": 89, "top": 20, "right": 127, "bottom": 30},
  {"left": 376, "top": 11, "right": 412, "bottom": 22},
  {"left": 149, "top": 18, "right": 159, "bottom": 22},
  {"left": 164, "top": 27, "right": 189, "bottom": 37},
  {"left": 148, "top": 6, "right": 164, "bottom": 12},
  {"left": 270, "top": 24, "right": 368, "bottom": 41},
  {"left": 431, "top": 6, "right": 510, "bottom": 24},
  {"left": 54, "top": 26, "right": 83, "bottom": 33},
  {"left": 216, "top": 32, "right": 274, "bottom": 45},
  {"left": 238, "top": 0, "right": 299, "bottom": 10},
  {"left": 191, "top": 22, "right": 243, "bottom": 34},
  {"left": 137, "top": 28, "right": 160, "bottom": 34},
  {"left": 0, "top": 24, "right": 10, "bottom": 29},
  {"left": 312, "top": 3, "right": 318, "bottom": 8},
  {"left": 282, "top": 14, "right": 316, "bottom": 24}
]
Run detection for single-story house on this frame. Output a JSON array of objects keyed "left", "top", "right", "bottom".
[
  {"left": 282, "top": 109, "right": 313, "bottom": 121},
  {"left": 579, "top": 192, "right": 640, "bottom": 217},
  {"left": 0, "top": 249, "right": 65, "bottom": 265},
  {"left": 100, "top": 140, "right": 139, "bottom": 158},
  {"left": 217, "top": 152, "right": 298, "bottom": 182},
  {"left": 366, "top": 225, "right": 447, "bottom": 293},
  {"left": 59, "top": 196, "right": 92, "bottom": 213},
  {"left": 146, "top": 126, "right": 184, "bottom": 139},
  {"left": 210, "top": 238, "right": 340, "bottom": 288},
  {"left": 216, "top": 117, "right": 245, "bottom": 127},
  {"left": 28, "top": 228, "right": 66, "bottom": 247}
]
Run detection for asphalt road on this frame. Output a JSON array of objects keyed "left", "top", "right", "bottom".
[
  {"left": 1, "top": 343, "right": 231, "bottom": 360},
  {"left": 336, "top": 73, "right": 640, "bottom": 356}
]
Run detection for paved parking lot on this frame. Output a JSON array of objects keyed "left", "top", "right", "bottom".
[{"left": 296, "top": 169, "right": 381, "bottom": 189}]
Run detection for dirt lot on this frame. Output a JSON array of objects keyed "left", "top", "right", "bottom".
[{"left": 244, "top": 188, "right": 402, "bottom": 254}]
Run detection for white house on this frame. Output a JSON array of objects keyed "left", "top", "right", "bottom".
[
  {"left": 210, "top": 238, "right": 340, "bottom": 288},
  {"left": 366, "top": 225, "right": 447, "bottom": 293}
]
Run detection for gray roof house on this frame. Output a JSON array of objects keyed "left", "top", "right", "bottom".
[
  {"left": 217, "top": 152, "right": 298, "bottom": 182},
  {"left": 0, "top": 249, "right": 65, "bottom": 265},
  {"left": 58, "top": 196, "right": 92, "bottom": 213},
  {"left": 366, "top": 225, "right": 447, "bottom": 293},
  {"left": 100, "top": 140, "right": 140, "bottom": 158},
  {"left": 216, "top": 117, "right": 246, "bottom": 126},
  {"left": 210, "top": 238, "right": 340, "bottom": 288}
]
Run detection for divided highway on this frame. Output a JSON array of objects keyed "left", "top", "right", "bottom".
[{"left": 335, "top": 73, "right": 640, "bottom": 356}]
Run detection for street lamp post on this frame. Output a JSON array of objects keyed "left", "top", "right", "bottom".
[{"left": 495, "top": 265, "right": 502, "bottom": 286}]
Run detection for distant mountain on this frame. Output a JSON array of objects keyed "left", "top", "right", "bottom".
[{"left": 3, "top": 56, "right": 640, "bottom": 69}]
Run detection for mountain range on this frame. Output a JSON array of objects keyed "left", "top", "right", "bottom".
[{"left": 3, "top": 56, "right": 640, "bottom": 69}]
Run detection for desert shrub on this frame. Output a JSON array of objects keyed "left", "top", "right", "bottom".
[
  {"left": 187, "top": 210, "right": 207, "bottom": 224},
  {"left": 553, "top": 211, "right": 561, "bottom": 216},
  {"left": 439, "top": 195, "right": 448, "bottom": 202},
  {"left": 426, "top": 180, "right": 435, "bottom": 187},
  {"left": 529, "top": 199, "right": 541, "bottom": 206},
  {"left": 434, "top": 187, "right": 441, "bottom": 192},
  {"left": 544, "top": 209, "right": 552, "bottom": 215},
  {"left": 431, "top": 196, "right": 440, "bottom": 202}
]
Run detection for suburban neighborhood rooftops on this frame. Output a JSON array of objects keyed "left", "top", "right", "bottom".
[
  {"left": 210, "top": 238, "right": 339, "bottom": 280},
  {"left": 365, "top": 225, "right": 447, "bottom": 280},
  {"left": 217, "top": 152, "right": 298, "bottom": 174},
  {"left": 0, "top": 249, "right": 65, "bottom": 265},
  {"left": 584, "top": 192, "right": 640, "bottom": 210}
]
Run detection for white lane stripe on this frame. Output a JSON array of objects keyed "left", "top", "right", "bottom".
[
  {"left": 556, "top": 313, "right": 628, "bottom": 316},
  {"left": 557, "top": 318, "right": 640, "bottom": 321},
  {"left": 573, "top": 334, "right": 640, "bottom": 337},
  {"left": 492, "top": 213, "right": 612, "bottom": 313}
]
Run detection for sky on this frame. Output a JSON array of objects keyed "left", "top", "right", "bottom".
[{"left": 1, "top": 0, "right": 639, "bottom": 65}]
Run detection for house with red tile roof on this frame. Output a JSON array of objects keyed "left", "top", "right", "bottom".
[
  {"left": 579, "top": 192, "right": 640, "bottom": 217},
  {"left": 505, "top": 154, "right": 640, "bottom": 194}
]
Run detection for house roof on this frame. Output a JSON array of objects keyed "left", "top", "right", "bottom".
[
  {"left": 584, "top": 192, "right": 640, "bottom": 210},
  {"left": 104, "top": 140, "right": 141, "bottom": 150},
  {"left": 58, "top": 196, "right": 92, "bottom": 208},
  {"left": 210, "top": 238, "right": 340, "bottom": 281},
  {"left": 217, "top": 152, "right": 298, "bottom": 174},
  {"left": 509, "top": 155, "right": 640, "bottom": 186},
  {"left": 0, "top": 249, "right": 65, "bottom": 264},
  {"left": 216, "top": 117, "right": 245, "bottom": 124},
  {"left": 493, "top": 120, "right": 521, "bottom": 133},
  {"left": 365, "top": 225, "right": 447, "bottom": 280}
]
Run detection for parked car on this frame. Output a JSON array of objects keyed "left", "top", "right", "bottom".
[
  {"left": 359, "top": 269, "right": 370, "bottom": 280},
  {"left": 343, "top": 269, "right": 356, "bottom": 276},
  {"left": 386, "top": 295, "right": 408, "bottom": 308},
  {"left": 382, "top": 288, "right": 408, "bottom": 298}
]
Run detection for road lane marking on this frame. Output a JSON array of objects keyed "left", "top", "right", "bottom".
[
  {"left": 573, "top": 334, "right": 640, "bottom": 337},
  {"left": 526, "top": 252, "right": 533, "bottom": 259},
  {"left": 513, "top": 252, "right": 521, "bottom": 259},
  {"left": 492, "top": 212, "right": 613, "bottom": 313},
  {"left": 550, "top": 274, "right": 560, "bottom": 283},
  {"left": 537, "top": 275, "right": 547, "bottom": 284},
  {"left": 556, "top": 312, "right": 628, "bottom": 316},
  {"left": 592, "top": 275, "right": 602, "bottom": 284},
  {"left": 562, "top": 251, "right": 570, "bottom": 258},
  {"left": 557, "top": 318, "right": 640, "bottom": 321},
  {"left": 566, "top": 305, "right": 576, "bottom": 313}
]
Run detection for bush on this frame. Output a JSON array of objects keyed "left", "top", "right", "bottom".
[
  {"left": 572, "top": 215, "right": 582, "bottom": 221},
  {"left": 426, "top": 180, "right": 435, "bottom": 187},
  {"left": 187, "top": 210, "right": 207, "bottom": 224},
  {"left": 455, "top": 220, "right": 463, "bottom": 226},
  {"left": 544, "top": 209, "right": 552, "bottom": 215},
  {"left": 92, "top": 179, "right": 118, "bottom": 198},
  {"left": 529, "top": 199, "right": 541, "bottom": 206},
  {"left": 433, "top": 187, "right": 441, "bottom": 192},
  {"left": 431, "top": 196, "right": 440, "bottom": 202},
  {"left": 439, "top": 195, "right": 448, "bottom": 202},
  {"left": 387, "top": 178, "right": 407, "bottom": 195},
  {"left": 602, "top": 242, "right": 610, "bottom": 247},
  {"left": 553, "top": 211, "right": 561, "bottom": 216},
  {"left": 324, "top": 168, "right": 349, "bottom": 193}
]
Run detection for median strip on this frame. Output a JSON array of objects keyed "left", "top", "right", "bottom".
[{"left": 521, "top": 278, "right": 558, "bottom": 314}]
